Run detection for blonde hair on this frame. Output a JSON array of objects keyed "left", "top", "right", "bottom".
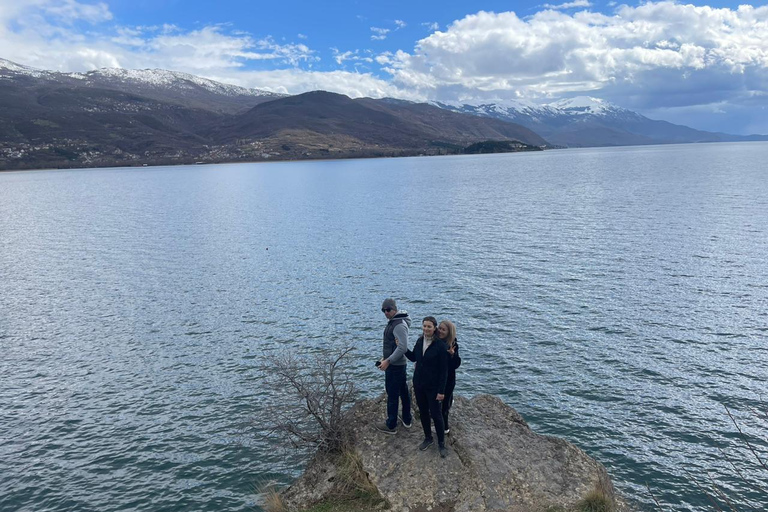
[{"left": 439, "top": 320, "right": 457, "bottom": 350}]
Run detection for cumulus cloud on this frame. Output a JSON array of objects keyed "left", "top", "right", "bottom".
[
  {"left": 395, "top": 19, "right": 407, "bottom": 29},
  {"left": 385, "top": 2, "right": 768, "bottom": 131},
  {"left": 422, "top": 22, "right": 440, "bottom": 31}
]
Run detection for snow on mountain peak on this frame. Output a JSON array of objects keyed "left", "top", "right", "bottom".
[
  {"left": 548, "top": 96, "right": 623, "bottom": 115},
  {"left": 0, "top": 58, "right": 46, "bottom": 77},
  {"left": 79, "top": 67, "right": 276, "bottom": 98}
]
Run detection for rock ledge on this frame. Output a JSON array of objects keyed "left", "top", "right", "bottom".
[{"left": 282, "top": 394, "right": 630, "bottom": 512}]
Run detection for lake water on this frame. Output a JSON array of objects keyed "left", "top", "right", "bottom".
[{"left": 1, "top": 143, "right": 767, "bottom": 512}]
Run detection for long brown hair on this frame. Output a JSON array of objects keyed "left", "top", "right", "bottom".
[{"left": 438, "top": 320, "right": 457, "bottom": 350}]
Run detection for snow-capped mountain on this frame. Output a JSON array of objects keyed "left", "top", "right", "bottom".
[
  {"left": 0, "top": 58, "right": 48, "bottom": 77},
  {"left": 0, "top": 58, "right": 545, "bottom": 171},
  {"left": 549, "top": 96, "right": 628, "bottom": 116},
  {"left": 73, "top": 67, "right": 283, "bottom": 104},
  {"left": 0, "top": 58, "right": 282, "bottom": 114},
  {"left": 433, "top": 96, "right": 766, "bottom": 147},
  {"left": 434, "top": 95, "right": 645, "bottom": 126}
]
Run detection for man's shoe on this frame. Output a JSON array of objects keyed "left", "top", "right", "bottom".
[
  {"left": 418, "top": 438, "right": 434, "bottom": 451},
  {"left": 439, "top": 445, "right": 448, "bottom": 458},
  {"left": 444, "top": 427, "right": 450, "bottom": 434},
  {"left": 400, "top": 416, "right": 412, "bottom": 429},
  {"left": 375, "top": 422, "right": 397, "bottom": 435}
]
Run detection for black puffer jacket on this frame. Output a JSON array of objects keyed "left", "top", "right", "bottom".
[{"left": 446, "top": 341, "right": 461, "bottom": 393}]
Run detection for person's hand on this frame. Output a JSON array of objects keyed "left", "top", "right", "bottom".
[
  {"left": 447, "top": 345, "right": 455, "bottom": 355},
  {"left": 394, "top": 337, "right": 399, "bottom": 346},
  {"left": 379, "top": 359, "right": 390, "bottom": 370},
  {"left": 437, "top": 393, "right": 445, "bottom": 401}
]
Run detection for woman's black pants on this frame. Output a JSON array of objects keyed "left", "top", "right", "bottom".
[
  {"left": 442, "top": 388, "right": 454, "bottom": 430},
  {"left": 414, "top": 383, "right": 445, "bottom": 447}
]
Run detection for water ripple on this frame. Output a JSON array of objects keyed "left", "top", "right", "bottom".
[{"left": 2, "top": 144, "right": 768, "bottom": 511}]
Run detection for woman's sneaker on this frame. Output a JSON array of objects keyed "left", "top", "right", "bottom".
[
  {"left": 439, "top": 445, "right": 448, "bottom": 458},
  {"left": 375, "top": 422, "right": 397, "bottom": 435},
  {"left": 400, "top": 416, "right": 412, "bottom": 429},
  {"left": 418, "top": 438, "right": 434, "bottom": 451}
]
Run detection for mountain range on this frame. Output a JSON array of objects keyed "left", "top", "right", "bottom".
[
  {"left": 0, "top": 58, "right": 546, "bottom": 170},
  {"left": 434, "top": 97, "right": 768, "bottom": 148},
  {"left": 1, "top": 58, "right": 765, "bottom": 171}
]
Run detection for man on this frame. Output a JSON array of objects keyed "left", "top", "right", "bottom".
[{"left": 376, "top": 298, "right": 413, "bottom": 434}]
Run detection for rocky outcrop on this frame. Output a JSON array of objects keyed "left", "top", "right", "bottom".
[{"left": 281, "top": 394, "right": 630, "bottom": 512}]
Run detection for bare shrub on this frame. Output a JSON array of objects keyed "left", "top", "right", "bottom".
[{"left": 257, "top": 347, "right": 359, "bottom": 455}]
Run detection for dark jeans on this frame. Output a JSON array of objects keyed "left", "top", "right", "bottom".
[
  {"left": 385, "top": 364, "right": 412, "bottom": 429},
  {"left": 442, "top": 387, "right": 454, "bottom": 430},
  {"left": 414, "top": 383, "right": 445, "bottom": 447}
]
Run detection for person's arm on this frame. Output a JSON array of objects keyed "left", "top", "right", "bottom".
[
  {"left": 450, "top": 342, "right": 461, "bottom": 369},
  {"left": 393, "top": 336, "right": 416, "bottom": 361},
  {"left": 386, "top": 323, "right": 409, "bottom": 364},
  {"left": 394, "top": 336, "right": 416, "bottom": 361}
]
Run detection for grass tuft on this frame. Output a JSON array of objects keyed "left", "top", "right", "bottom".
[
  {"left": 334, "top": 449, "right": 379, "bottom": 498},
  {"left": 261, "top": 484, "right": 287, "bottom": 512},
  {"left": 576, "top": 488, "right": 614, "bottom": 512},
  {"left": 298, "top": 449, "right": 386, "bottom": 511}
]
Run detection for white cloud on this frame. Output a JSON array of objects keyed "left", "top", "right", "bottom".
[
  {"left": 395, "top": 19, "right": 407, "bottom": 29},
  {"left": 422, "top": 22, "right": 440, "bottom": 31},
  {"left": 370, "top": 27, "right": 390, "bottom": 41},
  {"left": 207, "top": 68, "right": 422, "bottom": 101},
  {"left": 0, "top": 3, "right": 316, "bottom": 72},
  {"left": 386, "top": 3, "right": 768, "bottom": 114},
  {"left": 375, "top": 51, "right": 394, "bottom": 65},
  {"left": 44, "top": 0, "right": 112, "bottom": 23},
  {"left": 542, "top": 0, "right": 592, "bottom": 10},
  {"left": 297, "top": 33, "right": 307, "bottom": 40},
  {"left": 331, "top": 48, "right": 373, "bottom": 65}
]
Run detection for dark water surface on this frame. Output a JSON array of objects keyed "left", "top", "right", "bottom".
[{"left": 2, "top": 143, "right": 767, "bottom": 511}]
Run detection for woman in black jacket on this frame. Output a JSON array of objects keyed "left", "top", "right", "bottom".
[
  {"left": 402, "top": 316, "right": 450, "bottom": 458},
  {"left": 441, "top": 320, "right": 461, "bottom": 434}
]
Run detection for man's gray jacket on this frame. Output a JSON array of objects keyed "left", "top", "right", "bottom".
[{"left": 383, "top": 311, "right": 410, "bottom": 366}]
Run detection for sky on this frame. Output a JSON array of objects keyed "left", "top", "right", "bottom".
[{"left": 1, "top": 0, "right": 767, "bottom": 134}]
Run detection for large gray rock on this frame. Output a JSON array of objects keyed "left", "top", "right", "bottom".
[{"left": 282, "top": 394, "right": 629, "bottom": 511}]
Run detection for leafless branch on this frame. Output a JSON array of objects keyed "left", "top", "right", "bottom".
[
  {"left": 254, "top": 346, "right": 359, "bottom": 455},
  {"left": 646, "top": 482, "right": 666, "bottom": 511},
  {"left": 725, "top": 405, "right": 768, "bottom": 472}
]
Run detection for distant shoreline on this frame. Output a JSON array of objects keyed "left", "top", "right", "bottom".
[
  {"left": 3, "top": 139, "right": 768, "bottom": 173},
  {"left": 0, "top": 143, "right": 547, "bottom": 173}
]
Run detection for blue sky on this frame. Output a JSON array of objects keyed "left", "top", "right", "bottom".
[{"left": 1, "top": 0, "right": 767, "bottom": 134}]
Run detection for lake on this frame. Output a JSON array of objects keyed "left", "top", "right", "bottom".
[{"left": 1, "top": 143, "right": 767, "bottom": 511}]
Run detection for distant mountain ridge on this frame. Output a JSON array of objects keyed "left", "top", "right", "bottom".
[
  {"left": 433, "top": 97, "right": 768, "bottom": 147},
  {"left": 0, "top": 58, "right": 282, "bottom": 115},
  {"left": 0, "top": 59, "right": 545, "bottom": 171},
  {"left": 207, "top": 91, "right": 546, "bottom": 148}
]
